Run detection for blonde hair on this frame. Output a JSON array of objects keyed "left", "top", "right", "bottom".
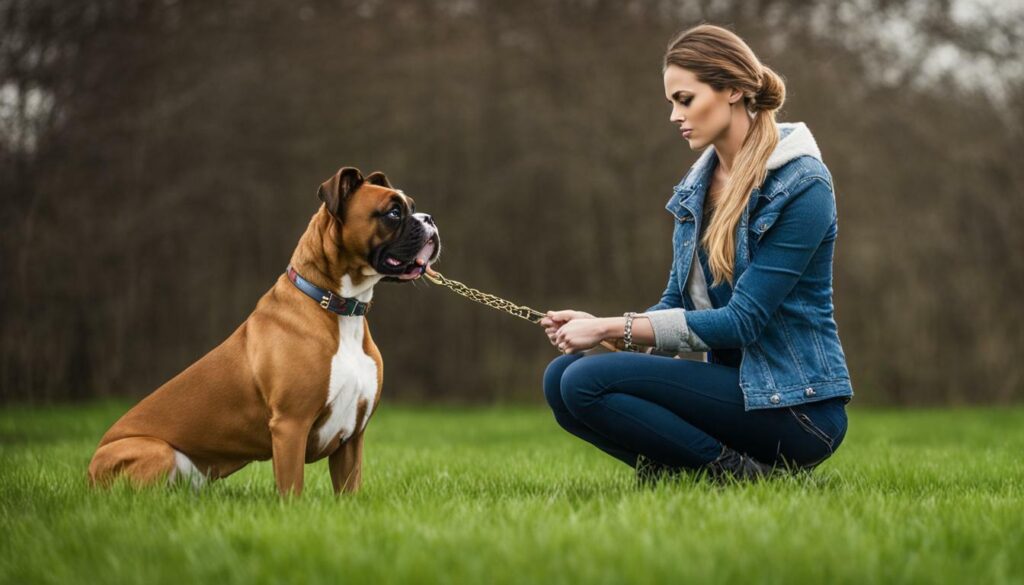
[{"left": 663, "top": 24, "right": 785, "bottom": 287}]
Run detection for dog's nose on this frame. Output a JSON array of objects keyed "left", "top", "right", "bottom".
[{"left": 420, "top": 214, "right": 435, "bottom": 226}]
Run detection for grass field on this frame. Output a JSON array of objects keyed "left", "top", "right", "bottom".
[{"left": 1, "top": 402, "right": 1022, "bottom": 585}]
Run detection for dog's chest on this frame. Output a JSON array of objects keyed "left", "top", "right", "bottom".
[{"left": 313, "top": 315, "right": 378, "bottom": 452}]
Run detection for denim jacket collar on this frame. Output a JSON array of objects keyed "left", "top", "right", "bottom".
[{"left": 666, "top": 121, "right": 822, "bottom": 219}]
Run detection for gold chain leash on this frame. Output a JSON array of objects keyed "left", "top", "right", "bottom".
[
  {"left": 423, "top": 268, "right": 547, "bottom": 323},
  {"left": 423, "top": 267, "right": 619, "bottom": 352}
]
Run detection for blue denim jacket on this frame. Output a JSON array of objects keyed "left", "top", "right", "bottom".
[{"left": 645, "top": 122, "right": 854, "bottom": 410}]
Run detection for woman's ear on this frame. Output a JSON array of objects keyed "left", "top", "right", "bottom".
[{"left": 728, "top": 88, "right": 744, "bottom": 105}]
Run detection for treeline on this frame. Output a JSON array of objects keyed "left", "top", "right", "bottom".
[{"left": 2, "top": 0, "right": 1022, "bottom": 405}]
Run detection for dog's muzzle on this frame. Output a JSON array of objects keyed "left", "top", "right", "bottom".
[{"left": 374, "top": 213, "right": 441, "bottom": 281}]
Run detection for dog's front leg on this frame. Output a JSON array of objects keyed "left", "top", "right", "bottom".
[
  {"left": 329, "top": 430, "right": 364, "bottom": 494},
  {"left": 270, "top": 417, "right": 310, "bottom": 496}
]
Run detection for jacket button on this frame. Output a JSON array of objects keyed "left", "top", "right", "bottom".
[
  {"left": 805, "top": 387, "right": 816, "bottom": 397},
  {"left": 769, "top": 393, "right": 781, "bottom": 404}
]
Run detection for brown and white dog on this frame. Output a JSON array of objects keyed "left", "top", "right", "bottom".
[{"left": 88, "top": 167, "right": 440, "bottom": 496}]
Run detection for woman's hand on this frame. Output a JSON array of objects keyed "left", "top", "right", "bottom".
[
  {"left": 554, "top": 318, "right": 610, "bottom": 354},
  {"left": 540, "top": 309, "right": 595, "bottom": 351},
  {"left": 540, "top": 310, "right": 609, "bottom": 354}
]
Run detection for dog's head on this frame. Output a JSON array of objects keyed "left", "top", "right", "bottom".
[{"left": 317, "top": 167, "right": 440, "bottom": 282}]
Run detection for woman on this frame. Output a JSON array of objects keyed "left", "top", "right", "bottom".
[{"left": 540, "top": 24, "right": 853, "bottom": 483}]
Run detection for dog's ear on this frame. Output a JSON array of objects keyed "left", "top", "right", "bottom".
[
  {"left": 364, "top": 171, "right": 392, "bottom": 189},
  {"left": 318, "top": 167, "right": 364, "bottom": 220}
]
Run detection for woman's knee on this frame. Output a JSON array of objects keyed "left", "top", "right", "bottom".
[
  {"left": 558, "top": 356, "right": 606, "bottom": 415},
  {"left": 543, "top": 354, "right": 583, "bottom": 412}
]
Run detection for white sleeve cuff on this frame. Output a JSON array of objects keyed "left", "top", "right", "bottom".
[{"left": 642, "top": 308, "right": 711, "bottom": 352}]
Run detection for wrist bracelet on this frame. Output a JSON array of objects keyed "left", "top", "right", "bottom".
[{"left": 623, "top": 312, "right": 638, "bottom": 352}]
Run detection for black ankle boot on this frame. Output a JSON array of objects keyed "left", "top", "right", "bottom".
[{"left": 703, "top": 445, "right": 776, "bottom": 483}]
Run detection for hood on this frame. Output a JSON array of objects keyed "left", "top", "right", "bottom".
[
  {"left": 766, "top": 122, "right": 822, "bottom": 170},
  {"left": 676, "top": 122, "right": 822, "bottom": 193}
]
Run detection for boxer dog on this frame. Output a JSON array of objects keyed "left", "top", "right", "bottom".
[{"left": 88, "top": 167, "right": 440, "bottom": 496}]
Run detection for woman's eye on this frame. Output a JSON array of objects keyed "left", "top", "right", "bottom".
[{"left": 681, "top": 98, "right": 692, "bottom": 106}]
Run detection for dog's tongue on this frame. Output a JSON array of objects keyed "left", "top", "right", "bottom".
[
  {"left": 415, "top": 240, "right": 436, "bottom": 266},
  {"left": 397, "top": 240, "right": 435, "bottom": 280}
]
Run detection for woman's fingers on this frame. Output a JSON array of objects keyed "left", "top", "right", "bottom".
[
  {"left": 547, "top": 309, "right": 579, "bottom": 322},
  {"left": 544, "top": 322, "right": 561, "bottom": 347},
  {"left": 555, "top": 329, "right": 569, "bottom": 348},
  {"left": 542, "top": 314, "right": 566, "bottom": 348},
  {"left": 547, "top": 311, "right": 588, "bottom": 353}
]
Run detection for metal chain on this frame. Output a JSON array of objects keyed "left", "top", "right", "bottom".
[
  {"left": 423, "top": 268, "right": 621, "bottom": 352},
  {"left": 423, "top": 269, "right": 547, "bottom": 324}
]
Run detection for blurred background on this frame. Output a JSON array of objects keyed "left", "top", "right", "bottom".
[{"left": 1, "top": 0, "right": 1022, "bottom": 406}]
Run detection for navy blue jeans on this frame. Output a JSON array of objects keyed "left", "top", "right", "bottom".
[{"left": 543, "top": 352, "right": 848, "bottom": 470}]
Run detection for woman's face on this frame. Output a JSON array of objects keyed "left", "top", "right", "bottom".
[{"left": 663, "top": 65, "right": 739, "bottom": 150}]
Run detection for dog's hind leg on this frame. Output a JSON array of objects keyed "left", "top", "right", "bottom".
[{"left": 88, "top": 437, "right": 178, "bottom": 488}]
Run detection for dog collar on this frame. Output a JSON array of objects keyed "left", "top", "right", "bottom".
[{"left": 286, "top": 265, "right": 371, "bottom": 317}]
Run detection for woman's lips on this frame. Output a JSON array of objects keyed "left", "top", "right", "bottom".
[{"left": 682, "top": 129, "right": 693, "bottom": 138}]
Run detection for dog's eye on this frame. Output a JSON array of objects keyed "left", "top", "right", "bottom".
[{"left": 386, "top": 208, "right": 401, "bottom": 221}]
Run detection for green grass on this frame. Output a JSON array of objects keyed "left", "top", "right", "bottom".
[{"left": 1, "top": 402, "right": 1022, "bottom": 585}]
